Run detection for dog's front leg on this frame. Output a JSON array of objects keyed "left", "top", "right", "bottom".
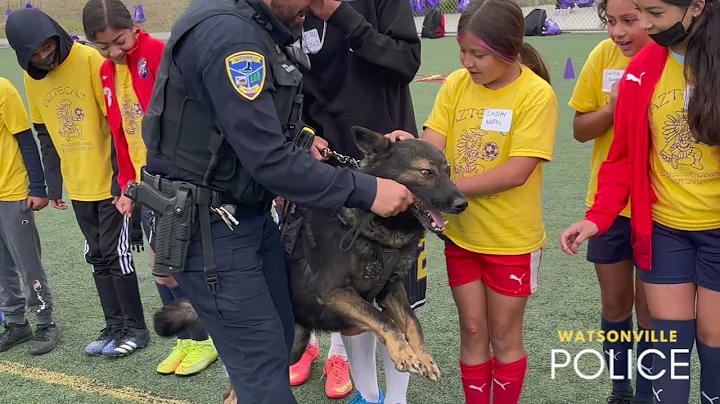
[
  {"left": 325, "top": 288, "right": 426, "bottom": 376},
  {"left": 378, "top": 280, "right": 441, "bottom": 381}
]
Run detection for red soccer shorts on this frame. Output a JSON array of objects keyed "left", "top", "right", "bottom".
[{"left": 444, "top": 242, "right": 542, "bottom": 297}]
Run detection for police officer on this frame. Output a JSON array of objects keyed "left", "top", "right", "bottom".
[{"left": 135, "top": 0, "right": 414, "bottom": 402}]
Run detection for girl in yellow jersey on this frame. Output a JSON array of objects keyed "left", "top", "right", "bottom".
[
  {"left": 568, "top": 0, "right": 654, "bottom": 402},
  {"left": 561, "top": 0, "right": 720, "bottom": 401},
  {"left": 388, "top": 1, "right": 557, "bottom": 402}
]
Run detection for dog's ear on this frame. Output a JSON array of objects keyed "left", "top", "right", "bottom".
[{"left": 353, "top": 126, "right": 391, "bottom": 156}]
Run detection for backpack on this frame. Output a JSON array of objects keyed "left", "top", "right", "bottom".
[
  {"left": 421, "top": 8, "right": 446, "bottom": 39},
  {"left": 458, "top": 0, "right": 472, "bottom": 13},
  {"left": 524, "top": 8, "right": 547, "bottom": 36},
  {"left": 424, "top": 0, "right": 440, "bottom": 8}
]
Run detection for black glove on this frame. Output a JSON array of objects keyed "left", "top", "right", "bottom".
[{"left": 130, "top": 204, "right": 144, "bottom": 252}]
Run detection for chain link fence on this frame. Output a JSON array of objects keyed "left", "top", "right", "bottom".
[{"left": 410, "top": 0, "right": 605, "bottom": 33}]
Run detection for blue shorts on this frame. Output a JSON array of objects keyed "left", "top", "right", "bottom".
[
  {"left": 637, "top": 222, "right": 720, "bottom": 292},
  {"left": 587, "top": 216, "right": 633, "bottom": 264}
]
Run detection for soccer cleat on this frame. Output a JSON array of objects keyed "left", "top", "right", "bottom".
[
  {"left": 101, "top": 327, "right": 150, "bottom": 356},
  {"left": 0, "top": 321, "right": 33, "bottom": 353},
  {"left": 289, "top": 343, "right": 320, "bottom": 386},
  {"left": 348, "top": 389, "right": 384, "bottom": 404},
  {"left": 85, "top": 327, "right": 121, "bottom": 356},
  {"left": 156, "top": 339, "right": 192, "bottom": 375},
  {"left": 607, "top": 390, "right": 634, "bottom": 404},
  {"left": 29, "top": 323, "right": 60, "bottom": 355},
  {"left": 323, "top": 355, "right": 353, "bottom": 399},
  {"left": 174, "top": 338, "right": 219, "bottom": 376}
]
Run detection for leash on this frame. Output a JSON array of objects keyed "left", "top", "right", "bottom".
[{"left": 320, "top": 148, "right": 362, "bottom": 168}]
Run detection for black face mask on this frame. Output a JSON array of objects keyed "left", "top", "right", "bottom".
[
  {"left": 32, "top": 49, "right": 58, "bottom": 71},
  {"left": 648, "top": 6, "right": 695, "bottom": 47}
]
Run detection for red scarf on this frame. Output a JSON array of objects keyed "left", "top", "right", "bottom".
[
  {"left": 100, "top": 30, "right": 165, "bottom": 192},
  {"left": 585, "top": 42, "right": 669, "bottom": 271}
]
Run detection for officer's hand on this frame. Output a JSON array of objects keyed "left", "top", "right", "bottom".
[
  {"left": 371, "top": 178, "right": 414, "bottom": 218},
  {"left": 116, "top": 195, "right": 134, "bottom": 217},
  {"left": 50, "top": 199, "right": 68, "bottom": 210},
  {"left": 311, "top": 136, "right": 329, "bottom": 161},
  {"left": 310, "top": 0, "right": 341, "bottom": 20}
]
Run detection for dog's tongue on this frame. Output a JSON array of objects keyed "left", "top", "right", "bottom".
[{"left": 428, "top": 208, "right": 445, "bottom": 227}]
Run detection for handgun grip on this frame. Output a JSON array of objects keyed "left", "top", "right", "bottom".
[{"left": 124, "top": 181, "right": 139, "bottom": 201}]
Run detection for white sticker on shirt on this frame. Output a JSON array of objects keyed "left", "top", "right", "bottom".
[
  {"left": 602, "top": 69, "right": 625, "bottom": 93},
  {"left": 302, "top": 29, "right": 322, "bottom": 54},
  {"left": 685, "top": 84, "right": 694, "bottom": 110},
  {"left": 481, "top": 109, "right": 513, "bottom": 133}
]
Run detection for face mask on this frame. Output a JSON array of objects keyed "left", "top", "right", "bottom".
[
  {"left": 32, "top": 50, "right": 58, "bottom": 71},
  {"left": 648, "top": 6, "right": 695, "bottom": 47}
]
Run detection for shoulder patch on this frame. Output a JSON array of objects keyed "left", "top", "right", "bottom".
[{"left": 225, "top": 51, "right": 266, "bottom": 101}]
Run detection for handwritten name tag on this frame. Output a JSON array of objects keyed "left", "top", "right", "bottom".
[
  {"left": 302, "top": 29, "right": 322, "bottom": 54},
  {"left": 481, "top": 109, "right": 513, "bottom": 133},
  {"left": 602, "top": 69, "right": 625, "bottom": 93}
]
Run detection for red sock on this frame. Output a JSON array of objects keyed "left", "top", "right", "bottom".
[
  {"left": 460, "top": 359, "right": 493, "bottom": 404},
  {"left": 492, "top": 356, "right": 528, "bottom": 404}
]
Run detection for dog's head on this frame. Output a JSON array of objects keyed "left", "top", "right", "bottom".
[{"left": 352, "top": 126, "right": 468, "bottom": 233}]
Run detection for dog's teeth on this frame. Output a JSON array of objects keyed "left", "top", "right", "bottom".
[{"left": 444, "top": 220, "right": 449, "bottom": 225}]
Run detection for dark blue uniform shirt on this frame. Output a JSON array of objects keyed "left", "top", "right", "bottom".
[{"left": 147, "top": 0, "right": 377, "bottom": 212}]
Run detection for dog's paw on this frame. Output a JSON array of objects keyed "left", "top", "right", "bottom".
[
  {"left": 388, "top": 340, "right": 425, "bottom": 376},
  {"left": 413, "top": 349, "right": 440, "bottom": 381}
]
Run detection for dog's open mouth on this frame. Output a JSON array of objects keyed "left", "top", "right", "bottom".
[{"left": 411, "top": 197, "right": 446, "bottom": 234}]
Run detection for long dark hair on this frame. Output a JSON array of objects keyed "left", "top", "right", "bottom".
[
  {"left": 682, "top": 0, "right": 720, "bottom": 146},
  {"left": 81, "top": 0, "right": 135, "bottom": 42},
  {"left": 457, "top": 0, "right": 551, "bottom": 84}
]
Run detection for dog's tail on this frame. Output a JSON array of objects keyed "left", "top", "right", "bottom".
[
  {"left": 291, "top": 324, "right": 313, "bottom": 365},
  {"left": 153, "top": 299, "right": 203, "bottom": 337}
]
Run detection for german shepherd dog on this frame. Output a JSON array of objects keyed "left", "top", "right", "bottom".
[{"left": 153, "top": 127, "right": 468, "bottom": 403}]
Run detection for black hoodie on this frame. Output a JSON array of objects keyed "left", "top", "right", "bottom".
[
  {"left": 5, "top": 8, "right": 75, "bottom": 80},
  {"left": 297, "top": 1, "right": 421, "bottom": 160}
]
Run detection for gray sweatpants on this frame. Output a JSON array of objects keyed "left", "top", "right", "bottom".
[{"left": 0, "top": 200, "right": 54, "bottom": 325}]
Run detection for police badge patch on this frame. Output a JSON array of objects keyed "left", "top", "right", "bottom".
[{"left": 225, "top": 51, "right": 266, "bottom": 101}]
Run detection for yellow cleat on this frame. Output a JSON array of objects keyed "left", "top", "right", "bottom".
[
  {"left": 157, "top": 339, "right": 192, "bottom": 375},
  {"left": 175, "top": 337, "right": 219, "bottom": 376}
]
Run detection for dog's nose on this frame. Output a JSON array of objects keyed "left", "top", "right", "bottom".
[{"left": 452, "top": 196, "right": 468, "bottom": 212}]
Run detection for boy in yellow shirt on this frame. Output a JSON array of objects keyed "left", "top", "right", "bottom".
[
  {"left": 0, "top": 77, "right": 59, "bottom": 356},
  {"left": 5, "top": 8, "right": 150, "bottom": 357}
]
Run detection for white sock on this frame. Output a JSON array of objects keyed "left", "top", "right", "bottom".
[
  {"left": 308, "top": 331, "right": 318, "bottom": 347},
  {"left": 381, "top": 341, "right": 410, "bottom": 404},
  {"left": 341, "top": 332, "right": 380, "bottom": 402},
  {"left": 328, "top": 332, "right": 347, "bottom": 360}
]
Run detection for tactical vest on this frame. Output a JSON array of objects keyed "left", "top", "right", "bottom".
[{"left": 142, "top": 0, "right": 305, "bottom": 206}]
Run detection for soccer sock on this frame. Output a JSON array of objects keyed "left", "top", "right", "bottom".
[
  {"left": 601, "top": 315, "right": 633, "bottom": 393},
  {"left": 634, "top": 323, "right": 654, "bottom": 402},
  {"left": 698, "top": 340, "right": 720, "bottom": 403},
  {"left": 341, "top": 332, "right": 380, "bottom": 402},
  {"left": 168, "top": 286, "right": 192, "bottom": 341},
  {"left": 327, "top": 332, "right": 346, "bottom": 359},
  {"left": 381, "top": 342, "right": 409, "bottom": 404},
  {"left": 308, "top": 331, "right": 318, "bottom": 347},
  {"left": 460, "top": 359, "right": 492, "bottom": 404},
  {"left": 652, "top": 319, "right": 694, "bottom": 404},
  {"left": 492, "top": 356, "right": 528, "bottom": 404}
]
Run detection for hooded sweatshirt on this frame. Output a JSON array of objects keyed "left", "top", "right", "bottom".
[
  {"left": 5, "top": 9, "right": 120, "bottom": 202},
  {"left": 297, "top": 0, "right": 421, "bottom": 160}
]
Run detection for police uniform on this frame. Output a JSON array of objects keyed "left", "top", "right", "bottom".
[{"left": 136, "top": 0, "right": 378, "bottom": 402}]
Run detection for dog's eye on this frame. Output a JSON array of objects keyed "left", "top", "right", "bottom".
[{"left": 420, "top": 169, "right": 433, "bottom": 177}]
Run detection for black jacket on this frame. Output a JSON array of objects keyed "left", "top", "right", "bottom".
[{"left": 298, "top": 0, "right": 421, "bottom": 160}]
